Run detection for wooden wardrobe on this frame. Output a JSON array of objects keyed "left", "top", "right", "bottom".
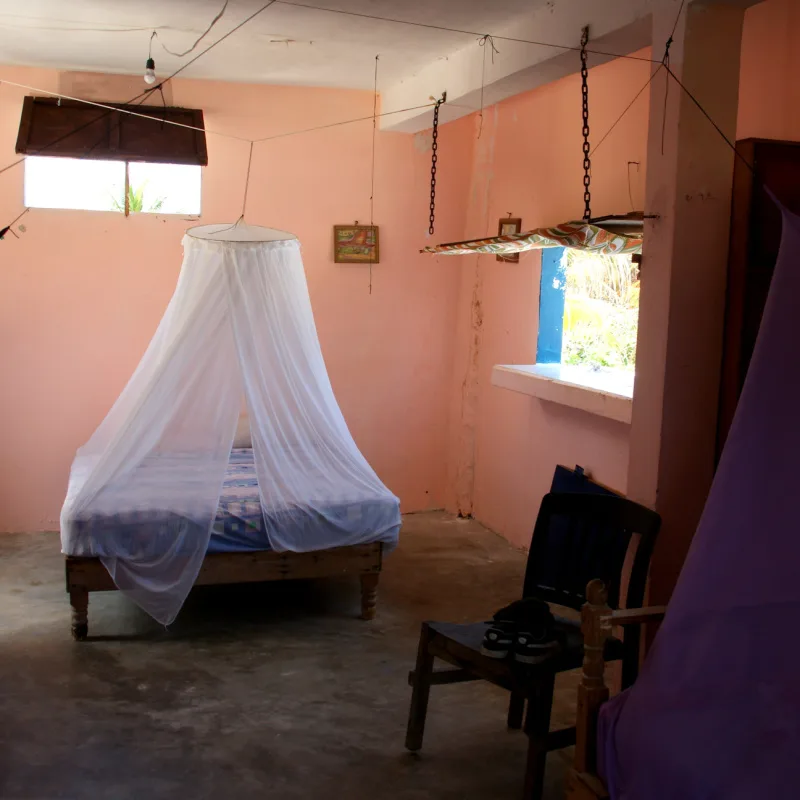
[{"left": 717, "top": 138, "right": 800, "bottom": 460}]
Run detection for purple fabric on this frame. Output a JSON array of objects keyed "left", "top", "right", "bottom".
[{"left": 598, "top": 200, "right": 800, "bottom": 799}]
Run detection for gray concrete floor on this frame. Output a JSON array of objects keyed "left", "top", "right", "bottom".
[{"left": 0, "top": 511, "right": 578, "bottom": 800}]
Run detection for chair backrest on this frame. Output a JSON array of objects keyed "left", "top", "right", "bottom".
[
  {"left": 550, "top": 464, "right": 618, "bottom": 497},
  {"left": 522, "top": 492, "right": 661, "bottom": 611}
]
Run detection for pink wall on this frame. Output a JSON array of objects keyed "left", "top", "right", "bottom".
[
  {"left": 443, "top": 53, "right": 652, "bottom": 549},
  {"left": 1, "top": 0, "right": 794, "bottom": 540},
  {"left": 444, "top": 0, "right": 800, "bottom": 552},
  {"left": 738, "top": 0, "right": 800, "bottom": 141},
  {"left": 0, "top": 66, "right": 469, "bottom": 531}
]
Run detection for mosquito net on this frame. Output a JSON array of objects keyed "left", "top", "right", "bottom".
[{"left": 61, "top": 228, "right": 401, "bottom": 625}]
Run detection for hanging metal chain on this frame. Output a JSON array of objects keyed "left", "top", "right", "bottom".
[
  {"left": 429, "top": 91, "right": 447, "bottom": 235},
  {"left": 580, "top": 26, "right": 592, "bottom": 223}
]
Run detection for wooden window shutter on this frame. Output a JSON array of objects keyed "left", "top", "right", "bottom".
[{"left": 15, "top": 97, "right": 208, "bottom": 166}]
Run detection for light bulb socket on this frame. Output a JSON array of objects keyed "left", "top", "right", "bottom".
[{"left": 144, "top": 57, "right": 157, "bottom": 85}]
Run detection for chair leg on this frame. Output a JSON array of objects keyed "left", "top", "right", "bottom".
[
  {"left": 405, "top": 622, "right": 435, "bottom": 752},
  {"left": 507, "top": 692, "right": 525, "bottom": 730},
  {"left": 522, "top": 674, "right": 555, "bottom": 800}
]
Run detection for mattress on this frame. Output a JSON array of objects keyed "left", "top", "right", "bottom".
[
  {"left": 66, "top": 448, "right": 400, "bottom": 557},
  {"left": 207, "top": 447, "right": 267, "bottom": 552}
]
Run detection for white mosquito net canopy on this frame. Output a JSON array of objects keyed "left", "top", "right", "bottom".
[{"left": 61, "top": 223, "right": 401, "bottom": 625}]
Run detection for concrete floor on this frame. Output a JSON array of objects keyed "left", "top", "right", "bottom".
[{"left": 0, "top": 511, "right": 579, "bottom": 800}]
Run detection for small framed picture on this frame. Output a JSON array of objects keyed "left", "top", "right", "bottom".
[
  {"left": 497, "top": 217, "right": 522, "bottom": 262},
  {"left": 333, "top": 225, "right": 380, "bottom": 264}
]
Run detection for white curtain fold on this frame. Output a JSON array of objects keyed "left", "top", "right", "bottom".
[{"left": 61, "top": 236, "right": 400, "bottom": 625}]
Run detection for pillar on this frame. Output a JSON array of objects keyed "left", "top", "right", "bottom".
[{"left": 627, "top": 1, "right": 745, "bottom": 605}]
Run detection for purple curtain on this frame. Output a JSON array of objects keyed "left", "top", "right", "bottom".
[{"left": 598, "top": 198, "right": 800, "bottom": 799}]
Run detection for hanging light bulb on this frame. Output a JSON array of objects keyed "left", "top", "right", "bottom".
[{"left": 144, "top": 57, "right": 157, "bottom": 85}]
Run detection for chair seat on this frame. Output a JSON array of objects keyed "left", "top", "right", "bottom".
[
  {"left": 428, "top": 616, "right": 624, "bottom": 674},
  {"left": 405, "top": 489, "right": 661, "bottom": 800}
]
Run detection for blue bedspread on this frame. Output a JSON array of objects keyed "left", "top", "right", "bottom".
[
  {"left": 212, "top": 448, "right": 400, "bottom": 553},
  {"left": 67, "top": 448, "right": 399, "bottom": 557},
  {"left": 207, "top": 448, "right": 270, "bottom": 552}
]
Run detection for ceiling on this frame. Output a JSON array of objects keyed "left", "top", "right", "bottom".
[{"left": 0, "top": 0, "right": 545, "bottom": 90}]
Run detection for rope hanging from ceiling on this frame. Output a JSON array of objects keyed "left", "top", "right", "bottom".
[
  {"left": 477, "top": 34, "right": 499, "bottom": 139},
  {"left": 368, "top": 54, "right": 379, "bottom": 294},
  {"left": 0, "top": 0, "right": 762, "bottom": 244}
]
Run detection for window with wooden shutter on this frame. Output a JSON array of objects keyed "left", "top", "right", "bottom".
[{"left": 15, "top": 97, "right": 208, "bottom": 166}]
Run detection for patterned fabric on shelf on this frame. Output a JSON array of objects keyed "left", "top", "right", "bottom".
[{"left": 421, "top": 221, "right": 642, "bottom": 256}]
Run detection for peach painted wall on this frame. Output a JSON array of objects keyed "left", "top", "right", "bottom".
[
  {"left": 1, "top": 0, "right": 791, "bottom": 539},
  {"left": 0, "top": 66, "right": 471, "bottom": 532},
  {"left": 443, "top": 52, "right": 652, "bottom": 549},
  {"left": 443, "top": 0, "right": 800, "bottom": 552},
  {"left": 738, "top": 0, "right": 800, "bottom": 141}
]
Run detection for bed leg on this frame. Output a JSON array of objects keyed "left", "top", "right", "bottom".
[
  {"left": 70, "top": 587, "right": 89, "bottom": 641},
  {"left": 360, "top": 572, "right": 379, "bottom": 620}
]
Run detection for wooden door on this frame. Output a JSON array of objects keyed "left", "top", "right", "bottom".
[{"left": 716, "top": 138, "right": 800, "bottom": 460}]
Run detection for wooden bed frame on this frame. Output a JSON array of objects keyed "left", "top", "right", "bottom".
[
  {"left": 65, "top": 542, "right": 382, "bottom": 640},
  {"left": 566, "top": 580, "right": 666, "bottom": 800}
]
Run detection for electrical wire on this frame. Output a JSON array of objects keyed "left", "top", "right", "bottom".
[
  {"left": 252, "top": 102, "right": 435, "bottom": 142},
  {"left": 0, "top": 77, "right": 436, "bottom": 178},
  {"left": 1, "top": 0, "right": 754, "bottom": 242},
  {"left": 0, "top": 0, "right": 661, "bottom": 173},
  {"left": 0, "top": 207, "right": 29, "bottom": 239},
  {"left": 589, "top": 63, "right": 663, "bottom": 158},
  {"left": 664, "top": 64, "right": 756, "bottom": 176},
  {"left": 661, "top": 0, "right": 686, "bottom": 155},
  {"left": 241, "top": 141, "right": 255, "bottom": 218},
  {"left": 627, "top": 161, "right": 640, "bottom": 212},
  {"left": 273, "top": 0, "right": 661, "bottom": 64},
  {"left": 2, "top": 3, "right": 659, "bottom": 63},
  {"left": 669, "top": 0, "right": 687, "bottom": 42},
  {"left": 476, "top": 35, "right": 499, "bottom": 139},
  {"left": 0, "top": 0, "right": 280, "bottom": 181},
  {"left": 151, "top": 0, "right": 230, "bottom": 58},
  {"left": 151, "top": 0, "right": 280, "bottom": 88},
  {"left": 0, "top": 21, "right": 163, "bottom": 33},
  {"left": 0, "top": 79, "right": 252, "bottom": 142},
  {"left": 51, "top": 0, "right": 278, "bottom": 155}
]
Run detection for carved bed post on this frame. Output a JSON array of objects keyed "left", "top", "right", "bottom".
[
  {"left": 574, "top": 579, "right": 612, "bottom": 775},
  {"left": 360, "top": 572, "right": 379, "bottom": 620},
  {"left": 69, "top": 587, "right": 89, "bottom": 641}
]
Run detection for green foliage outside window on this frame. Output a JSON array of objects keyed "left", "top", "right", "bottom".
[
  {"left": 561, "top": 251, "right": 640, "bottom": 370},
  {"left": 110, "top": 182, "right": 166, "bottom": 214}
]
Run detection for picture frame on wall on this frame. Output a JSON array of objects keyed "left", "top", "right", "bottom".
[
  {"left": 333, "top": 224, "right": 380, "bottom": 264},
  {"left": 496, "top": 217, "right": 522, "bottom": 262}
]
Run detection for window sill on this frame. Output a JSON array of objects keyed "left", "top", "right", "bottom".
[{"left": 491, "top": 363, "right": 633, "bottom": 424}]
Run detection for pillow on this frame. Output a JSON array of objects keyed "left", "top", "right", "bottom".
[{"left": 233, "top": 414, "right": 252, "bottom": 449}]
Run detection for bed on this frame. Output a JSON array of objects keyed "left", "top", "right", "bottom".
[{"left": 65, "top": 448, "right": 397, "bottom": 640}]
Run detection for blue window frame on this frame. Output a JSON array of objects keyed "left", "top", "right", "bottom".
[{"left": 536, "top": 247, "right": 567, "bottom": 364}]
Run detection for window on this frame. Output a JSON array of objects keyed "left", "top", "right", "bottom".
[
  {"left": 17, "top": 96, "right": 207, "bottom": 215},
  {"left": 24, "top": 156, "right": 201, "bottom": 215},
  {"left": 24, "top": 157, "right": 124, "bottom": 212},
  {"left": 128, "top": 162, "right": 201, "bottom": 215},
  {"left": 537, "top": 247, "right": 640, "bottom": 372}
]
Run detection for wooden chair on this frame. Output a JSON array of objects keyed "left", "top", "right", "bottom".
[
  {"left": 404, "top": 492, "right": 661, "bottom": 800},
  {"left": 566, "top": 580, "right": 666, "bottom": 800}
]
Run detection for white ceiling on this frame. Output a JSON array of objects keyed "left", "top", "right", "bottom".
[{"left": 0, "top": 0, "right": 546, "bottom": 90}]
